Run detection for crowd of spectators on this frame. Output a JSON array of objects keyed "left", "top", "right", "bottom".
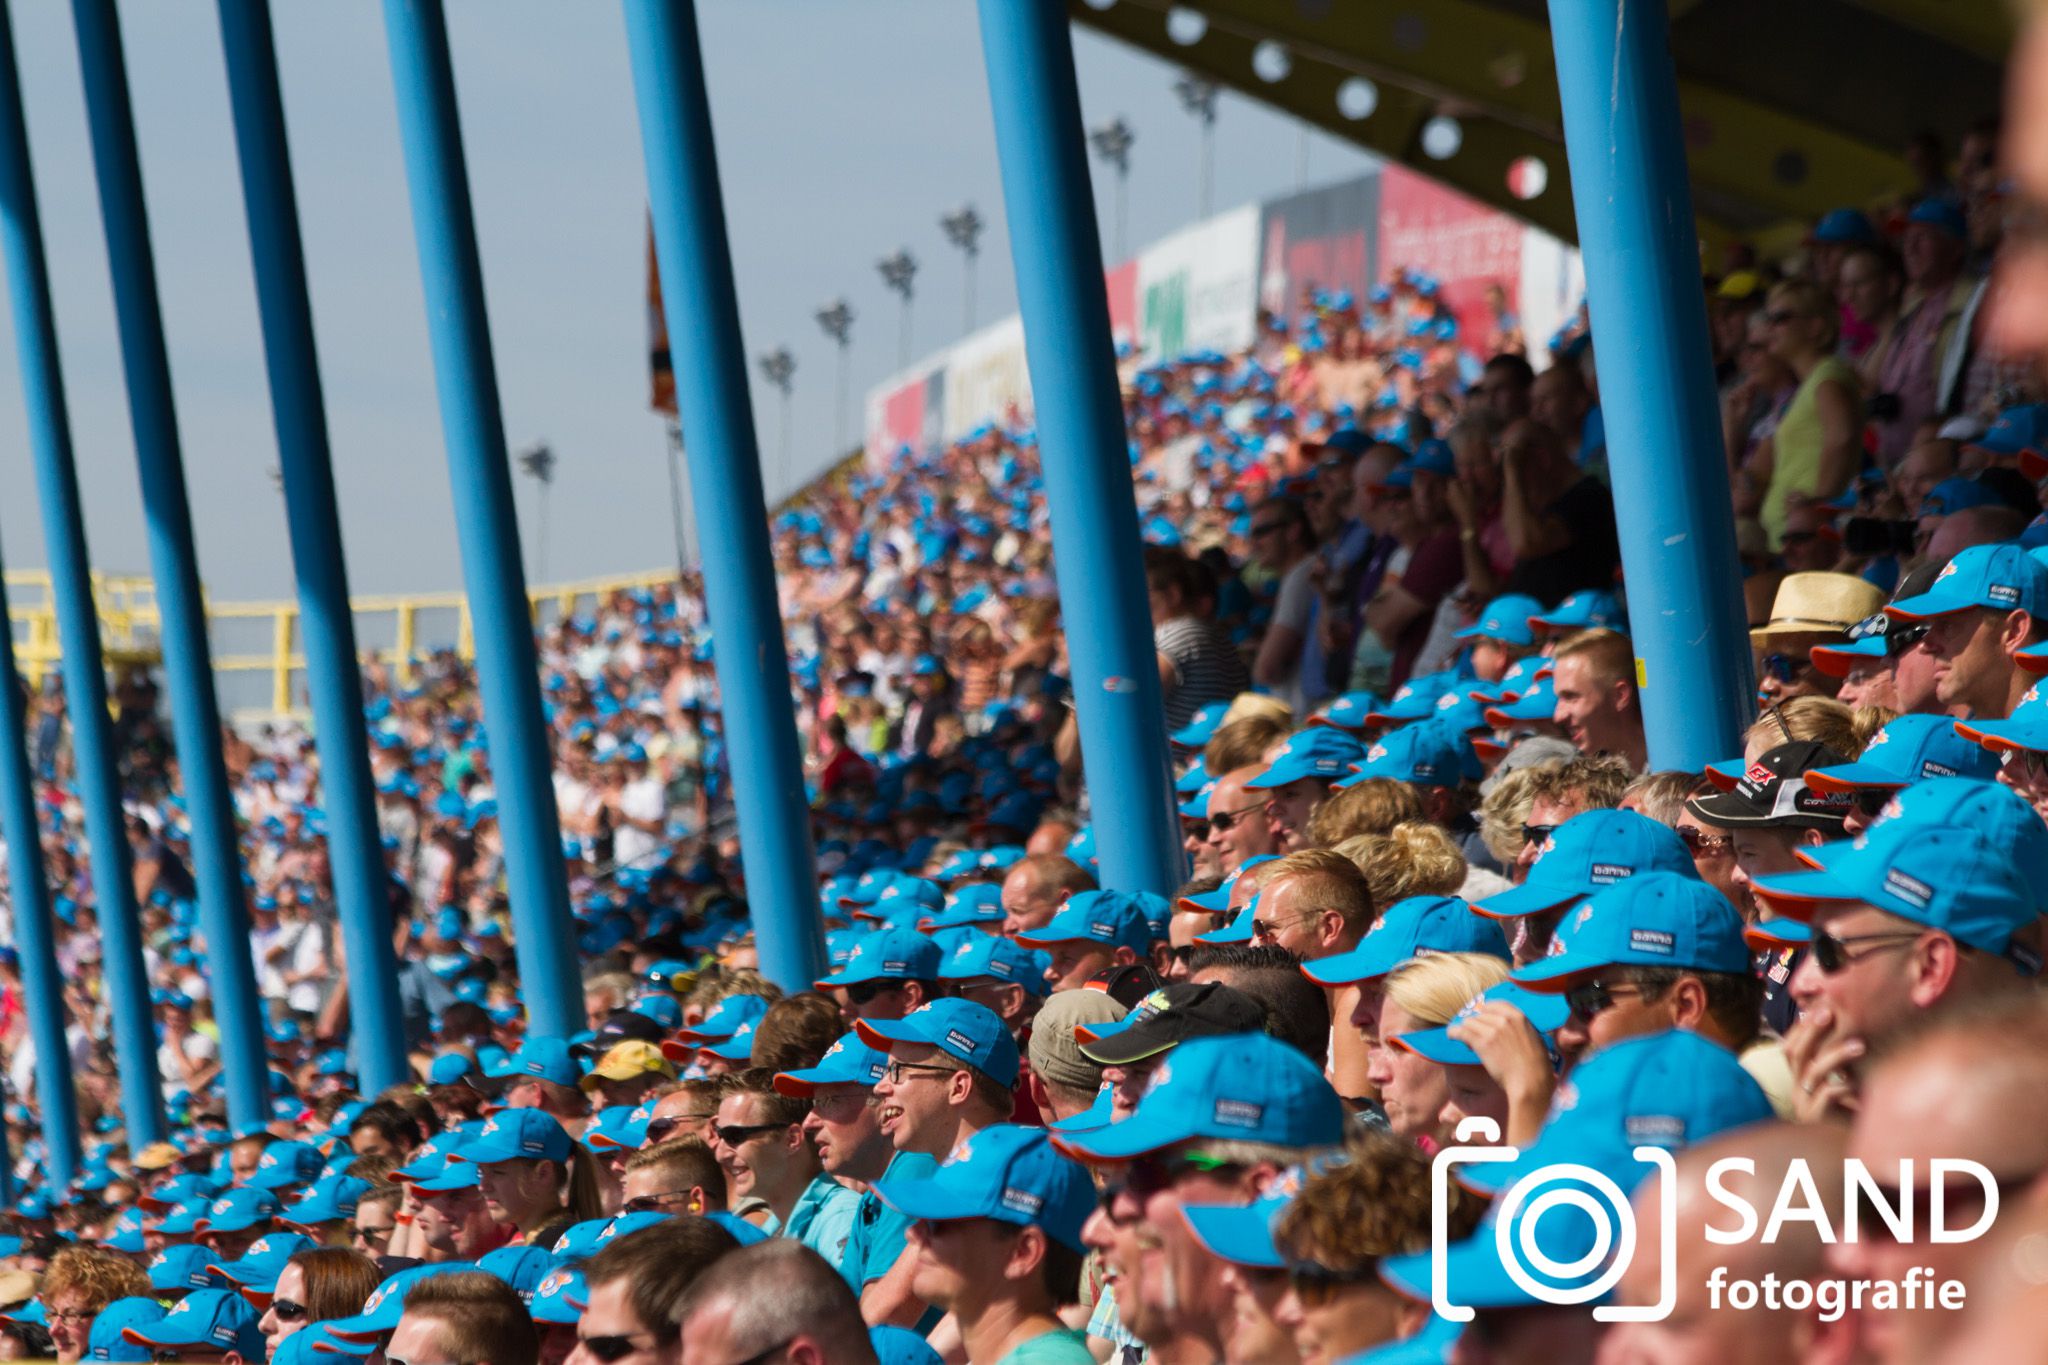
[{"left": 0, "top": 99, "right": 2046, "bottom": 1365}]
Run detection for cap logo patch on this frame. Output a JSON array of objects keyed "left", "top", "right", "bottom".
[
  {"left": 944, "top": 1029, "right": 978, "bottom": 1056},
  {"left": 1625, "top": 1114, "right": 1686, "bottom": 1147},
  {"left": 1000, "top": 1188, "right": 1044, "bottom": 1216},
  {"left": 1589, "top": 863, "right": 1633, "bottom": 884},
  {"left": 1937, "top": 561, "right": 1960, "bottom": 581},
  {"left": 1884, "top": 868, "right": 1934, "bottom": 909},
  {"left": 988, "top": 957, "right": 1016, "bottom": 980},
  {"left": 1989, "top": 583, "right": 2021, "bottom": 606},
  {"left": 1089, "top": 921, "right": 1117, "bottom": 939},
  {"left": 1213, "top": 1098, "right": 1264, "bottom": 1129},
  {"left": 1743, "top": 761, "right": 1774, "bottom": 785},
  {"left": 1629, "top": 928, "right": 1675, "bottom": 954},
  {"left": 1922, "top": 761, "right": 1958, "bottom": 777},
  {"left": 882, "top": 959, "right": 910, "bottom": 973}
]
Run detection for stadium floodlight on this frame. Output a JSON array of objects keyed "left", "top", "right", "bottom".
[
  {"left": 878, "top": 249, "right": 918, "bottom": 368},
  {"left": 940, "top": 205, "right": 984, "bottom": 332},
  {"left": 813, "top": 299, "right": 855, "bottom": 453},
  {"left": 1088, "top": 117, "right": 1135, "bottom": 260},
  {"left": 515, "top": 441, "right": 557, "bottom": 581},
  {"left": 1172, "top": 72, "right": 1220, "bottom": 217},
  {"left": 757, "top": 347, "right": 797, "bottom": 493}
]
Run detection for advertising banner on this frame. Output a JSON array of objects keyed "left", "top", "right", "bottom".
[
  {"left": 1135, "top": 204, "right": 1259, "bottom": 360},
  {"left": 1256, "top": 173, "right": 1380, "bottom": 318},
  {"left": 1377, "top": 165, "right": 1525, "bottom": 354}
]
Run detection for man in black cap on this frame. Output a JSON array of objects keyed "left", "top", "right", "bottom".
[
  {"left": 1074, "top": 981, "right": 1267, "bottom": 1121},
  {"left": 1685, "top": 739, "right": 1852, "bottom": 1035}
]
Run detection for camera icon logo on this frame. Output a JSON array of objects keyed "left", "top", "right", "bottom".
[{"left": 1431, "top": 1117, "right": 1677, "bottom": 1323}]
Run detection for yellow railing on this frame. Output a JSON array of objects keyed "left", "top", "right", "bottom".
[{"left": 6, "top": 566, "right": 686, "bottom": 720}]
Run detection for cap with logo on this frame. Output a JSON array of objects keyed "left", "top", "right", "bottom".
[
  {"left": 1306, "top": 691, "right": 1382, "bottom": 733},
  {"left": 855, "top": 998, "right": 1020, "bottom": 1088},
  {"left": 1301, "top": 895, "right": 1508, "bottom": 986},
  {"left": 579, "top": 1041, "right": 674, "bottom": 1093},
  {"left": 1075, "top": 983, "right": 1266, "bottom": 1065},
  {"left": 1052, "top": 1032, "right": 1343, "bottom": 1162},
  {"left": 477, "top": 1245, "right": 558, "bottom": 1302},
  {"left": 1513, "top": 872, "right": 1749, "bottom": 988},
  {"left": 1337, "top": 718, "right": 1480, "bottom": 789},
  {"left": 1473, "top": 810, "right": 1697, "bottom": 919},
  {"left": 1958, "top": 678, "right": 2048, "bottom": 755},
  {"left": 773, "top": 1032, "right": 893, "bottom": 1097},
  {"left": 461, "top": 1110, "right": 573, "bottom": 1166},
  {"left": 1805, "top": 715, "right": 1997, "bottom": 792},
  {"left": 1684, "top": 741, "right": 1854, "bottom": 831},
  {"left": 938, "top": 934, "right": 1051, "bottom": 997},
  {"left": 1171, "top": 701, "right": 1231, "bottom": 750},
  {"left": 1887, "top": 542, "right": 2048, "bottom": 621},
  {"left": 579, "top": 1106, "right": 653, "bottom": 1153},
  {"left": 1013, "top": 890, "right": 1155, "bottom": 954},
  {"left": 1531, "top": 589, "right": 1623, "bottom": 635},
  {"left": 194, "top": 1186, "right": 282, "bottom": 1234},
  {"left": 324, "top": 1264, "right": 479, "bottom": 1341},
  {"left": 1751, "top": 817, "right": 2041, "bottom": 969},
  {"left": 147, "top": 1245, "right": 223, "bottom": 1293},
  {"left": 246, "top": 1140, "right": 324, "bottom": 1191},
  {"left": 1832, "top": 776, "right": 2048, "bottom": 884},
  {"left": 472, "top": 1038, "right": 583, "bottom": 1090},
  {"left": 120, "top": 1289, "right": 265, "bottom": 1361},
  {"left": 1244, "top": 727, "right": 1366, "bottom": 790},
  {"left": 874, "top": 1123, "right": 1096, "bottom": 1251},
  {"left": 529, "top": 1266, "right": 586, "bottom": 1325},
  {"left": 1391, "top": 981, "right": 1570, "bottom": 1067},
  {"left": 207, "top": 1231, "right": 316, "bottom": 1298},
  {"left": 1454, "top": 593, "right": 1545, "bottom": 648},
  {"left": 812, "top": 929, "right": 943, "bottom": 991},
  {"left": 88, "top": 1298, "right": 165, "bottom": 1362},
  {"left": 924, "top": 884, "right": 1006, "bottom": 930}
]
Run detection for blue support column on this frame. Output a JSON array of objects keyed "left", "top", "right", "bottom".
[
  {"left": 0, "top": 0, "right": 155, "bottom": 1150},
  {"left": 69, "top": 0, "right": 267, "bottom": 1133},
  {"left": 974, "top": 0, "right": 1182, "bottom": 894},
  {"left": 215, "top": 0, "right": 406, "bottom": 1090},
  {"left": 380, "top": 0, "right": 581, "bottom": 1038},
  {"left": 621, "top": 0, "right": 823, "bottom": 990},
  {"left": 1548, "top": 0, "right": 1752, "bottom": 768}
]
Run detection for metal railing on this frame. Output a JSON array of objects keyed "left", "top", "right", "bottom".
[{"left": 5, "top": 566, "right": 685, "bottom": 720}]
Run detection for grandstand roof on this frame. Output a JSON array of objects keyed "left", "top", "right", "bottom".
[{"left": 1071, "top": 0, "right": 2012, "bottom": 256}]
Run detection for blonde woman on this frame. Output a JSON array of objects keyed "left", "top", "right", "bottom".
[{"left": 1364, "top": 952, "right": 1510, "bottom": 1148}]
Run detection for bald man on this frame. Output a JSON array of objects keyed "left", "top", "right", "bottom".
[
  {"left": 1203, "top": 766, "right": 1279, "bottom": 875},
  {"left": 1597, "top": 1122, "right": 1856, "bottom": 1365},
  {"left": 998, "top": 855, "right": 1095, "bottom": 937}
]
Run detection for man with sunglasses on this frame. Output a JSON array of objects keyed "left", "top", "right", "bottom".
[
  {"left": 1058, "top": 1033, "right": 1345, "bottom": 1363},
  {"left": 1473, "top": 809, "right": 1697, "bottom": 967},
  {"left": 384, "top": 1272, "right": 536, "bottom": 1365},
  {"left": 708, "top": 1070, "right": 857, "bottom": 1263},
  {"left": 119, "top": 1288, "right": 267, "bottom": 1365},
  {"left": 1755, "top": 788, "right": 2045, "bottom": 1120},
  {"left": 1805, "top": 714, "right": 1999, "bottom": 837},
  {"left": 567, "top": 1217, "right": 739, "bottom": 1365},
  {"left": 636, "top": 1079, "right": 721, "bottom": 1149},
  {"left": 616, "top": 1138, "right": 724, "bottom": 1220},
  {"left": 1200, "top": 766, "right": 1280, "bottom": 876},
  {"left": 1507, "top": 869, "right": 1786, "bottom": 1116},
  {"left": 1887, "top": 541, "right": 2048, "bottom": 720},
  {"left": 875, "top": 1125, "right": 1097, "bottom": 1363},
  {"left": 812, "top": 929, "right": 943, "bottom": 1027}
]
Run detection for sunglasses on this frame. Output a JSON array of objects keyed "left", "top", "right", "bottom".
[
  {"left": 1207, "top": 803, "right": 1267, "bottom": 833},
  {"left": 843, "top": 979, "right": 904, "bottom": 1006},
  {"left": 1520, "top": 822, "right": 1557, "bottom": 847},
  {"left": 1123, "top": 1150, "right": 1243, "bottom": 1199},
  {"left": 269, "top": 1299, "right": 308, "bottom": 1323},
  {"left": 642, "top": 1113, "right": 716, "bottom": 1144},
  {"left": 1563, "top": 980, "right": 1647, "bottom": 1022},
  {"left": 571, "top": 1335, "right": 667, "bottom": 1365},
  {"left": 620, "top": 1191, "right": 694, "bottom": 1215},
  {"left": 712, "top": 1121, "right": 789, "bottom": 1148},
  {"left": 1760, "top": 653, "right": 1801, "bottom": 683},
  {"left": 1675, "top": 825, "right": 1733, "bottom": 855},
  {"left": 1810, "top": 928, "right": 1924, "bottom": 973}
]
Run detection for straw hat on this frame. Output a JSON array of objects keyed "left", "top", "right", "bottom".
[{"left": 1748, "top": 572, "right": 1887, "bottom": 643}]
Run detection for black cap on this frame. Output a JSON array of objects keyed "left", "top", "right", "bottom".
[
  {"left": 1076, "top": 981, "right": 1267, "bottom": 1065},
  {"left": 1084, "top": 961, "right": 1165, "bottom": 1011},
  {"left": 1686, "top": 741, "right": 1854, "bottom": 831},
  {"left": 572, "top": 1008, "right": 666, "bottom": 1062}
]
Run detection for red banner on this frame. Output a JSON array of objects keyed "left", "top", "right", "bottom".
[{"left": 1377, "top": 166, "right": 1523, "bottom": 353}]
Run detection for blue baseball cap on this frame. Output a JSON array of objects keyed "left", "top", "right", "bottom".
[
  {"left": 814, "top": 929, "right": 943, "bottom": 990},
  {"left": 428, "top": 1053, "right": 475, "bottom": 1086},
  {"left": 874, "top": 1123, "right": 1096, "bottom": 1251},
  {"left": 1918, "top": 476, "right": 2005, "bottom": 519},
  {"left": 1806, "top": 714, "right": 1996, "bottom": 791},
  {"left": 279, "top": 1326, "right": 352, "bottom": 1365},
  {"left": 1530, "top": 589, "right": 1623, "bottom": 634},
  {"left": 1974, "top": 403, "right": 2048, "bottom": 470},
  {"left": 925, "top": 883, "right": 1006, "bottom": 929},
  {"left": 1514, "top": 872, "right": 1749, "bottom": 987},
  {"left": 208, "top": 1231, "right": 316, "bottom": 1296},
  {"left": 1174, "top": 755, "right": 1212, "bottom": 795},
  {"left": 1456, "top": 1029, "right": 1774, "bottom": 1198},
  {"left": 1300, "top": 895, "right": 1508, "bottom": 986},
  {"left": 1244, "top": 727, "right": 1366, "bottom": 789},
  {"left": 1888, "top": 543, "right": 2048, "bottom": 620},
  {"left": 1338, "top": 718, "right": 1480, "bottom": 789},
  {"left": 1473, "top": 810, "right": 1696, "bottom": 919},
  {"left": 1454, "top": 593, "right": 1545, "bottom": 648},
  {"left": 1366, "top": 672, "right": 1456, "bottom": 726},
  {"left": 669, "top": 993, "right": 772, "bottom": 1045},
  {"left": 1482, "top": 675, "right": 1556, "bottom": 726},
  {"left": 478, "top": 1245, "right": 559, "bottom": 1302},
  {"left": 1014, "top": 889, "right": 1156, "bottom": 954},
  {"left": 1958, "top": 677, "right": 2048, "bottom": 754},
  {"left": 1753, "top": 817, "right": 2042, "bottom": 965},
  {"left": 1392, "top": 981, "right": 1569, "bottom": 1066},
  {"left": 121, "top": 1290, "right": 264, "bottom": 1361},
  {"left": 1052, "top": 1033, "right": 1343, "bottom": 1162},
  {"left": 325, "top": 1264, "right": 479, "bottom": 1341},
  {"left": 282, "top": 1175, "right": 372, "bottom": 1227},
  {"left": 1171, "top": 702, "right": 1232, "bottom": 750},
  {"left": 1811, "top": 207, "right": 1878, "bottom": 244},
  {"left": 529, "top": 1267, "right": 585, "bottom": 1325},
  {"left": 246, "top": 1140, "right": 324, "bottom": 1190},
  {"left": 411, "top": 1160, "right": 481, "bottom": 1195},
  {"left": 857, "top": 999, "right": 1019, "bottom": 1087},
  {"left": 697, "top": 1019, "right": 761, "bottom": 1063},
  {"left": 147, "top": 1245, "right": 224, "bottom": 1293},
  {"left": 480, "top": 1038, "right": 583, "bottom": 1089},
  {"left": 773, "top": 1031, "right": 892, "bottom": 1097},
  {"left": 939, "top": 934, "right": 1051, "bottom": 997},
  {"left": 462, "top": 1110, "right": 574, "bottom": 1166},
  {"left": 1194, "top": 891, "right": 1259, "bottom": 945},
  {"left": 196, "top": 1186, "right": 282, "bottom": 1233},
  {"left": 1906, "top": 195, "right": 1967, "bottom": 239},
  {"left": 1306, "top": 691, "right": 1382, "bottom": 733},
  {"left": 89, "top": 1298, "right": 166, "bottom": 1363},
  {"left": 1180, "top": 1162, "right": 1326, "bottom": 1269},
  {"left": 580, "top": 1106, "right": 653, "bottom": 1153},
  {"left": 1843, "top": 777, "right": 2048, "bottom": 886},
  {"left": 155, "top": 1201, "right": 208, "bottom": 1237},
  {"left": 548, "top": 1217, "right": 616, "bottom": 1262}
]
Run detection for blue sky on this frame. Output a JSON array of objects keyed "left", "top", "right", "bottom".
[{"left": 0, "top": 1, "right": 1370, "bottom": 600}]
